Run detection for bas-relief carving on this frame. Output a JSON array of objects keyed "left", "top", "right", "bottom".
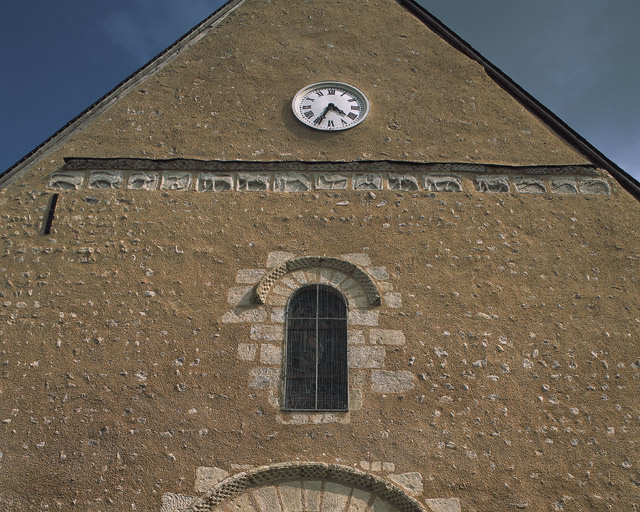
[
  {"left": 388, "top": 174, "right": 419, "bottom": 191},
  {"left": 316, "top": 174, "right": 348, "bottom": 190},
  {"left": 274, "top": 173, "right": 310, "bottom": 192},
  {"left": 238, "top": 173, "right": 270, "bottom": 191},
  {"left": 476, "top": 176, "right": 510, "bottom": 193},
  {"left": 513, "top": 177, "right": 546, "bottom": 194},
  {"left": 160, "top": 172, "right": 191, "bottom": 191},
  {"left": 579, "top": 178, "right": 610, "bottom": 195},
  {"left": 128, "top": 172, "right": 159, "bottom": 190},
  {"left": 89, "top": 171, "right": 123, "bottom": 189},
  {"left": 48, "top": 173, "right": 84, "bottom": 190},
  {"left": 353, "top": 174, "right": 383, "bottom": 190},
  {"left": 551, "top": 178, "right": 578, "bottom": 194},
  {"left": 198, "top": 173, "right": 233, "bottom": 192},
  {"left": 424, "top": 174, "right": 462, "bottom": 192}
]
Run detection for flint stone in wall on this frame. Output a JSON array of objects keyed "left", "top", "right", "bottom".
[
  {"left": 249, "top": 367, "right": 280, "bottom": 389},
  {"left": 274, "top": 173, "right": 311, "bottom": 192},
  {"left": 194, "top": 467, "right": 229, "bottom": 493},
  {"left": 476, "top": 176, "right": 510, "bottom": 193},
  {"left": 89, "top": 171, "right": 123, "bottom": 189},
  {"left": 514, "top": 177, "right": 546, "bottom": 194},
  {"left": 353, "top": 174, "right": 383, "bottom": 190},
  {"left": 161, "top": 172, "right": 191, "bottom": 190},
  {"left": 238, "top": 173, "right": 270, "bottom": 191},
  {"left": 424, "top": 174, "right": 462, "bottom": 192},
  {"left": 579, "top": 178, "right": 610, "bottom": 195},
  {"left": 316, "top": 173, "right": 348, "bottom": 190},
  {"left": 128, "top": 172, "right": 159, "bottom": 190},
  {"left": 48, "top": 173, "right": 84, "bottom": 190},
  {"left": 348, "top": 346, "right": 386, "bottom": 368},
  {"left": 425, "top": 498, "right": 462, "bottom": 512},
  {"left": 388, "top": 472, "right": 423, "bottom": 496},
  {"left": 388, "top": 174, "right": 419, "bottom": 191},
  {"left": 371, "top": 370, "right": 415, "bottom": 392},
  {"left": 198, "top": 173, "right": 233, "bottom": 191},
  {"left": 551, "top": 178, "right": 578, "bottom": 194}
]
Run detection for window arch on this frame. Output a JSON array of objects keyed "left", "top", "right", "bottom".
[{"left": 283, "top": 284, "right": 348, "bottom": 411}]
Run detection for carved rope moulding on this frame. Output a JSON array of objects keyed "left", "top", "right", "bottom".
[
  {"left": 184, "top": 462, "right": 428, "bottom": 512},
  {"left": 254, "top": 257, "right": 381, "bottom": 306}
]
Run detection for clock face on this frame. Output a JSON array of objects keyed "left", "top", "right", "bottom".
[{"left": 292, "top": 81, "right": 369, "bottom": 131}]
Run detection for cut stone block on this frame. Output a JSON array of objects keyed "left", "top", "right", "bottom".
[
  {"left": 194, "top": 466, "right": 229, "bottom": 493},
  {"left": 372, "top": 370, "right": 415, "bottom": 392}
]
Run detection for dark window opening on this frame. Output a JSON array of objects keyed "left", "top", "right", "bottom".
[
  {"left": 43, "top": 193, "right": 59, "bottom": 235},
  {"left": 283, "top": 284, "right": 348, "bottom": 411}
]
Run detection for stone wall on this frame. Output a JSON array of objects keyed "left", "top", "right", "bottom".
[{"left": 0, "top": 179, "right": 638, "bottom": 511}]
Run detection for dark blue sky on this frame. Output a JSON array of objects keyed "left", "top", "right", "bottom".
[{"left": 1, "top": 1, "right": 638, "bottom": 180}]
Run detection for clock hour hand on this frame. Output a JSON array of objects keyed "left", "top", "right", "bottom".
[{"left": 314, "top": 105, "right": 331, "bottom": 125}]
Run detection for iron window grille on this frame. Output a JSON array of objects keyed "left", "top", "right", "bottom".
[{"left": 283, "top": 284, "right": 348, "bottom": 411}]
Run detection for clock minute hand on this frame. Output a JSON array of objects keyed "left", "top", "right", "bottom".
[{"left": 326, "top": 102, "right": 347, "bottom": 116}]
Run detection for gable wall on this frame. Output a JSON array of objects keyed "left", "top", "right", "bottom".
[{"left": 6, "top": 0, "right": 590, "bottom": 191}]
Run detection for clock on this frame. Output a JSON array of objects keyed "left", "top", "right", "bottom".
[{"left": 292, "top": 81, "right": 369, "bottom": 131}]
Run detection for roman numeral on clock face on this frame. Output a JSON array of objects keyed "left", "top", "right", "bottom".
[
  {"left": 327, "top": 120, "right": 335, "bottom": 127},
  {"left": 302, "top": 105, "right": 312, "bottom": 110},
  {"left": 304, "top": 111, "right": 314, "bottom": 119},
  {"left": 347, "top": 112, "right": 358, "bottom": 120}
]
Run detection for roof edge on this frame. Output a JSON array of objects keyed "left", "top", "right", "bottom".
[
  {"left": 0, "top": 0, "right": 247, "bottom": 190},
  {"left": 397, "top": 0, "right": 640, "bottom": 202}
]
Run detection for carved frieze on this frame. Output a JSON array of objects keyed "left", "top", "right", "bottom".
[
  {"left": 128, "top": 172, "right": 159, "bottom": 190},
  {"left": 198, "top": 174, "right": 233, "bottom": 192},
  {"left": 89, "top": 171, "right": 123, "bottom": 189},
  {"left": 238, "top": 173, "right": 270, "bottom": 191},
  {"left": 48, "top": 173, "right": 84, "bottom": 190},
  {"left": 388, "top": 174, "right": 419, "bottom": 191},
  {"left": 424, "top": 175, "right": 462, "bottom": 192},
  {"left": 315, "top": 174, "right": 348, "bottom": 190},
  {"left": 551, "top": 178, "right": 578, "bottom": 194},
  {"left": 160, "top": 172, "right": 191, "bottom": 191},
  {"left": 579, "top": 178, "right": 610, "bottom": 195},
  {"left": 45, "top": 161, "right": 610, "bottom": 197},
  {"left": 476, "top": 176, "right": 510, "bottom": 193},
  {"left": 353, "top": 174, "right": 382, "bottom": 190},
  {"left": 513, "top": 177, "right": 546, "bottom": 194},
  {"left": 274, "top": 173, "right": 310, "bottom": 192}
]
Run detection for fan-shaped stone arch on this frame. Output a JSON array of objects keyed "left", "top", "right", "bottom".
[
  {"left": 183, "top": 462, "right": 427, "bottom": 512},
  {"left": 255, "top": 257, "right": 381, "bottom": 307}
]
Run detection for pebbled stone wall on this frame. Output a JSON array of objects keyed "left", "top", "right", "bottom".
[{"left": 0, "top": 178, "right": 638, "bottom": 512}]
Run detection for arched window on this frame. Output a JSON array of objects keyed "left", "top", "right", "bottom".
[{"left": 284, "top": 284, "right": 348, "bottom": 411}]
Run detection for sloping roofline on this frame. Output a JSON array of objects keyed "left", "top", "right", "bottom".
[{"left": 2, "top": 0, "right": 639, "bottom": 200}]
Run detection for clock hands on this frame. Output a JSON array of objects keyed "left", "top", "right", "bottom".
[{"left": 314, "top": 103, "right": 347, "bottom": 125}]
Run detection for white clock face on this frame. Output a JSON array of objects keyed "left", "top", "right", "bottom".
[{"left": 292, "top": 81, "right": 369, "bottom": 131}]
